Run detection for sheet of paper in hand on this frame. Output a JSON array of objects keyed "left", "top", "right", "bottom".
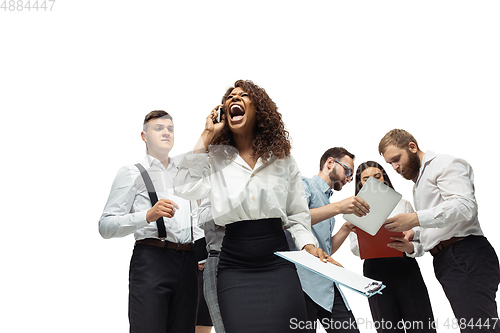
[{"left": 343, "top": 177, "right": 402, "bottom": 236}]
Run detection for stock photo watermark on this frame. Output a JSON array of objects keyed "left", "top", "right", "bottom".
[
  {"left": 290, "top": 317, "right": 500, "bottom": 331},
  {"left": 1, "top": 0, "right": 55, "bottom": 11}
]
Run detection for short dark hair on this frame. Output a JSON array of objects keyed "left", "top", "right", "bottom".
[
  {"left": 319, "top": 147, "right": 355, "bottom": 171},
  {"left": 143, "top": 110, "right": 173, "bottom": 131}
]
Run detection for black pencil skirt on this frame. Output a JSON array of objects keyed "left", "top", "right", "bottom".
[{"left": 217, "top": 218, "right": 309, "bottom": 333}]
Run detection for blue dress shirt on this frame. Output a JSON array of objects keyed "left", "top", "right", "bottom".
[{"left": 288, "top": 175, "right": 350, "bottom": 312}]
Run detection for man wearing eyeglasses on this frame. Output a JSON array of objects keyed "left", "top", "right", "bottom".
[{"left": 287, "top": 147, "right": 370, "bottom": 333}]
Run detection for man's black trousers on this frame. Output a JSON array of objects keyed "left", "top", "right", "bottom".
[{"left": 128, "top": 243, "right": 198, "bottom": 333}]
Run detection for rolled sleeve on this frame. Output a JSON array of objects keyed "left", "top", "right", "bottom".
[
  {"left": 349, "top": 233, "right": 360, "bottom": 257},
  {"left": 407, "top": 241, "right": 425, "bottom": 258},
  {"left": 98, "top": 166, "right": 149, "bottom": 239}
]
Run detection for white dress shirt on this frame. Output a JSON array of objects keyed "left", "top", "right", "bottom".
[
  {"left": 173, "top": 148, "right": 318, "bottom": 251},
  {"left": 99, "top": 155, "right": 200, "bottom": 243},
  {"left": 410, "top": 151, "right": 483, "bottom": 257},
  {"left": 197, "top": 198, "right": 225, "bottom": 252}
]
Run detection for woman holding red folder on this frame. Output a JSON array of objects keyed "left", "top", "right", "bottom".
[{"left": 350, "top": 161, "right": 436, "bottom": 333}]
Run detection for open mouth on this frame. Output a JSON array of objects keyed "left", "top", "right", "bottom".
[{"left": 230, "top": 103, "right": 245, "bottom": 122}]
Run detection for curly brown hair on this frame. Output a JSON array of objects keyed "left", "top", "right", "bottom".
[{"left": 211, "top": 80, "right": 291, "bottom": 163}]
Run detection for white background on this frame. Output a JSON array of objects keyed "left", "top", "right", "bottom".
[{"left": 1, "top": 1, "right": 499, "bottom": 332}]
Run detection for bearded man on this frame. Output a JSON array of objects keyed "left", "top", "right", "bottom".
[
  {"left": 381, "top": 129, "right": 500, "bottom": 333},
  {"left": 287, "top": 147, "right": 369, "bottom": 333}
]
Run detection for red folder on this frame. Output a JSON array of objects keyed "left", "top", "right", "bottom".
[{"left": 357, "top": 227, "right": 404, "bottom": 260}]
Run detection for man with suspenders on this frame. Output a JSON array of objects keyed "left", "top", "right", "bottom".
[{"left": 99, "top": 110, "right": 199, "bottom": 333}]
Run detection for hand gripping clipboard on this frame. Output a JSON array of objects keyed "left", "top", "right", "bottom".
[{"left": 343, "top": 177, "right": 402, "bottom": 236}]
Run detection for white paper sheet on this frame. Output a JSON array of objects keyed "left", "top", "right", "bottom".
[{"left": 343, "top": 177, "right": 402, "bottom": 236}]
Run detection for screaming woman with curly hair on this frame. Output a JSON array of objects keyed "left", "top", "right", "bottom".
[
  {"left": 211, "top": 79, "right": 291, "bottom": 162},
  {"left": 174, "top": 80, "right": 338, "bottom": 333}
]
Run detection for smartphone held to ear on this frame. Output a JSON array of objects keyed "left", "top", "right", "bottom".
[
  {"left": 214, "top": 107, "right": 223, "bottom": 123},
  {"left": 211, "top": 106, "right": 224, "bottom": 124}
]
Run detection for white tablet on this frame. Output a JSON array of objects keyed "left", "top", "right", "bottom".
[{"left": 343, "top": 177, "right": 402, "bottom": 236}]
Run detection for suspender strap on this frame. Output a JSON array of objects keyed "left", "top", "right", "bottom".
[
  {"left": 135, "top": 163, "right": 167, "bottom": 239},
  {"left": 189, "top": 201, "right": 194, "bottom": 243}
]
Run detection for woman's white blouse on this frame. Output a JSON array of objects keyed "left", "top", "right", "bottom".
[{"left": 173, "top": 149, "right": 318, "bottom": 250}]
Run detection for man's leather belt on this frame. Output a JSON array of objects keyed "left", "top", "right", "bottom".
[
  {"left": 136, "top": 238, "right": 195, "bottom": 252},
  {"left": 430, "top": 237, "right": 466, "bottom": 256}
]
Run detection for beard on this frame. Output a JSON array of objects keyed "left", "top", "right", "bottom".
[
  {"left": 402, "top": 149, "right": 421, "bottom": 180},
  {"left": 329, "top": 168, "right": 344, "bottom": 191}
]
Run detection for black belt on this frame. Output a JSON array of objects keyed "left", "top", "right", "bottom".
[
  {"left": 136, "top": 238, "right": 195, "bottom": 252},
  {"left": 430, "top": 237, "right": 466, "bottom": 256}
]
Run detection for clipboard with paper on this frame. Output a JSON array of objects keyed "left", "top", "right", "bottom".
[{"left": 275, "top": 250, "right": 385, "bottom": 297}]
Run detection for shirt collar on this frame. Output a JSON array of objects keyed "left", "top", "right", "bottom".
[
  {"left": 233, "top": 154, "right": 267, "bottom": 172},
  {"left": 142, "top": 154, "right": 176, "bottom": 171},
  {"left": 312, "top": 175, "right": 333, "bottom": 198},
  {"left": 415, "top": 150, "right": 437, "bottom": 184}
]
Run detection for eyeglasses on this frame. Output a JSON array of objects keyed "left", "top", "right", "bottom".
[{"left": 334, "top": 159, "right": 353, "bottom": 179}]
